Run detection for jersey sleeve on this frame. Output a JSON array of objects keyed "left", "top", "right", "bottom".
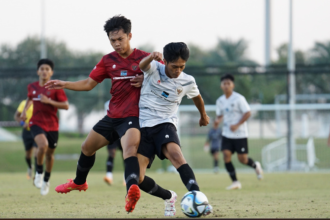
[
  {"left": 55, "top": 89, "right": 68, "bottom": 102},
  {"left": 27, "top": 84, "right": 33, "bottom": 100},
  {"left": 186, "top": 78, "right": 200, "bottom": 99},
  {"left": 17, "top": 100, "right": 26, "bottom": 112},
  {"left": 89, "top": 58, "right": 108, "bottom": 83},
  {"left": 143, "top": 60, "right": 158, "bottom": 75},
  {"left": 238, "top": 96, "right": 251, "bottom": 113},
  {"left": 216, "top": 98, "right": 222, "bottom": 116}
]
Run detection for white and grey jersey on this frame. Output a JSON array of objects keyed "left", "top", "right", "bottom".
[
  {"left": 139, "top": 60, "right": 200, "bottom": 128},
  {"left": 216, "top": 91, "right": 250, "bottom": 139}
]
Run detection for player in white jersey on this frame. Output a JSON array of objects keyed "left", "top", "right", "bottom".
[
  {"left": 136, "top": 42, "right": 212, "bottom": 216},
  {"left": 216, "top": 74, "right": 263, "bottom": 190}
]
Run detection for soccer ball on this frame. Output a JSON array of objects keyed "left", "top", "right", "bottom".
[{"left": 180, "top": 191, "right": 209, "bottom": 217}]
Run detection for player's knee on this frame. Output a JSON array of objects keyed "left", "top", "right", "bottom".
[
  {"left": 223, "top": 154, "right": 231, "bottom": 163},
  {"left": 123, "top": 145, "right": 138, "bottom": 158},
  {"left": 45, "top": 152, "right": 54, "bottom": 161},
  {"left": 238, "top": 157, "right": 247, "bottom": 164},
  {"left": 81, "top": 142, "right": 94, "bottom": 156}
]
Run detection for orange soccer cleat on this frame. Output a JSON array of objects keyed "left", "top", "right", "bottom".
[
  {"left": 125, "top": 184, "right": 141, "bottom": 213},
  {"left": 55, "top": 179, "right": 88, "bottom": 194},
  {"left": 103, "top": 176, "right": 113, "bottom": 185}
]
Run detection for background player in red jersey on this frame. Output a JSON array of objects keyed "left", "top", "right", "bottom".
[
  {"left": 45, "top": 15, "right": 147, "bottom": 212},
  {"left": 21, "top": 59, "right": 69, "bottom": 195}
]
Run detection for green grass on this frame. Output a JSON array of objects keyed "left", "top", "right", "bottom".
[{"left": 0, "top": 172, "right": 329, "bottom": 218}]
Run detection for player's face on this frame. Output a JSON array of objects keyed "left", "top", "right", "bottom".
[
  {"left": 37, "top": 64, "right": 53, "bottom": 81},
  {"left": 164, "top": 57, "right": 186, "bottom": 78},
  {"left": 221, "top": 79, "right": 234, "bottom": 94},
  {"left": 108, "top": 29, "right": 132, "bottom": 55}
]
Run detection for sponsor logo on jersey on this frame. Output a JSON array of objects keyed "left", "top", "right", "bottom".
[
  {"left": 131, "top": 64, "right": 138, "bottom": 71},
  {"left": 33, "top": 91, "right": 36, "bottom": 94},
  {"left": 93, "top": 66, "right": 96, "bottom": 70},
  {"left": 120, "top": 70, "right": 127, "bottom": 76},
  {"left": 161, "top": 91, "right": 169, "bottom": 98},
  {"left": 112, "top": 64, "right": 116, "bottom": 69},
  {"left": 176, "top": 86, "right": 183, "bottom": 95},
  {"left": 157, "top": 80, "right": 161, "bottom": 84}
]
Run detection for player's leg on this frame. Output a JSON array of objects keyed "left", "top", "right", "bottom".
[
  {"left": 212, "top": 150, "right": 219, "bottom": 173},
  {"left": 22, "top": 128, "right": 35, "bottom": 179},
  {"left": 25, "top": 148, "right": 33, "bottom": 179},
  {"left": 236, "top": 138, "right": 263, "bottom": 179},
  {"left": 104, "top": 147, "right": 116, "bottom": 185},
  {"left": 222, "top": 137, "right": 241, "bottom": 190},
  {"left": 120, "top": 127, "right": 141, "bottom": 212}
]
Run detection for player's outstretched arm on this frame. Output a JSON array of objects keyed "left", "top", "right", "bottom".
[
  {"left": 139, "top": 52, "right": 162, "bottom": 72},
  {"left": 192, "top": 94, "right": 210, "bottom": 127},
  {"left": 45, "top": 77, "right": 98, "bottom": 91}
]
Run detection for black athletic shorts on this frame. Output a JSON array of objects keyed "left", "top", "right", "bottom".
[
  {"left": 137, "top": 123, "right": 180, "bottom": 168},
  {"left": 107, "top": 139, "right": 123, "bottom": 151},
  {"left": 30, "top": 125, "right": 59, "bottom": 149},
  {"left": 22, "top": 128, "right": 37, "bottom": 151},
  {"left": 93, "top": 116, "right": 140, "bottom": 145},
  {"left": 221, "top": 136, "right": 248, "bottom": 154}
]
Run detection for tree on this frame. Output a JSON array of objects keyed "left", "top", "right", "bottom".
[
  {"left": 309, "top": 41, "right": 330, "bottom": 65},
  {"left": 273, "top": 43, "right": 306, "bottom": 65}
]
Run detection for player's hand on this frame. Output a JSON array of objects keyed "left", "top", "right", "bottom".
[
  {"left": 22, "top": 122, "right": 29, "bottom": 129},
  {"left": 45, "top": 80, "right": 66, "bottom": 90},
  {"left": 20, "top": 112, "right": 27, "bottom": 122},
  {"left": 150, "top": 52, "right": 162, "bottom": 61},
  {"left": 130, "top": 74, "right": 144, "bottom": 87},
  {"left": 40, "top": 94, "right": 50, "bottom": 104},
  {"left": 230, "top": 124, "right": 240, "bottom": 132},
  {"left": 199, "top": 114, "right": 210, "bottom": 127},
  {"left": 204, "top": 144, "right": 210, "bottom": 152}
]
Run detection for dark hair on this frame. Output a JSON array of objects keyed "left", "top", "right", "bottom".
[
  {"left": 104, "top": 15, "right": 131, "bottom": 36},
  {"left": 37, "top": 59, "right": 54, "bottom": 70},
  {"left": 163, "top": 42, "right": 190, "bottom": 63},
  {"left": 220, "top": 74, "right": 235, "bottom": 82}
]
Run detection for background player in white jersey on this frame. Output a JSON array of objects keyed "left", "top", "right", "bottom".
[
  {"left": 136, "top": 42, "right": 212, "bottom": 216},
  {"left": 216, "top": 74, "right": 263, "bottom": 190},
  {"left": 204, "top": 120, "right": 222, "bottom": 173}
]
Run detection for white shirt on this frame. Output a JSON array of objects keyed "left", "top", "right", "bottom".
[
  {"left": 216, "top": 91, "right": 250, "bottom": 139},
  {"left": 139, "top": 60, "right": 200, "bottom": 128}
]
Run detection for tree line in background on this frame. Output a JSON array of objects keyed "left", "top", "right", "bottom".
[{"left": 0, "top": 36, "right": 329, "bottom": 135}]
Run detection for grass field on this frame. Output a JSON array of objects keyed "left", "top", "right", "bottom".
[{"left": 0, "top": 172, "right": 329, "bottom": 218}]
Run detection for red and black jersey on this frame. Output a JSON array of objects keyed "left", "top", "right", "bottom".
[
  {"left": 89, "top": 49, "right": 150, "bottom": 118},
  {"left": 27, "top": 81, "right": 68, "bottom": 132}
]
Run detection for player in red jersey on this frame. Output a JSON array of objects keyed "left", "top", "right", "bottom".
[
  {"left": 45, "top": 15, "right": 147, "bottom": 212},
  {"left": 20, "top": 59, "right": 69, "bottom": 195}
]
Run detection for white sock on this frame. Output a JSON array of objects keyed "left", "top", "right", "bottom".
[{"left": 106, "top": 172, "right": 113, "bottom": 179}]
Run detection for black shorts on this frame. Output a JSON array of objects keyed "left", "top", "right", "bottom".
[
  {"left": 221, "top": 136, "right": 248, "bottom": 154},
  {"left": 22, "top": 128, "right": 37, "bottom": 151},
  {"left": 210, "top": 148, "right": 220, "bottom": 155},
  {"left": 30, "top": 125, "right": 59, "bottom": 149},
  {"left": 93, "top": 116, "right": 140, "bottom": 145},
  {"left": 137, "top": 123, "right": 180, "bottom": 168},
  {"left": 107, "top": 139, "right": 123, "bottom": 151}
]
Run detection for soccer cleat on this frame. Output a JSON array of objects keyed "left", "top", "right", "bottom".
[
  {"left": 55, "top": 179, "right": 88, "bottom": 194},
  {"left": 164, "top": 190, "right": 177, "bottom": 216},
  {"left": 226, "top": 181, "right": 242, "bottom": 190},
  {"left": 41, "top": 181, "right": 50, "bottom": 196},
  {"left": 255, "top": 161, "right": 264, "bottom": 180},
  {"left": 104, "top": 176, "right": 113, "bottom": 185},
  {"left": 34, "top": 172, "right": 43, "bottom": 188},
  {"left": 203, "top": 204, "right": 213, "bottom": 216},
  {"left": 125, "top": 184, "right": 141, "bottom": 213},
  {"left": 27, "top": 168, "right": 32, "bottom": 180}
]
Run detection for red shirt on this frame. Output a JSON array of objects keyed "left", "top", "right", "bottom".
[
  {"left": 89, "top": 49, "right": 149, "bottom": 118},
  {"left": 28, "top": 81, "right": 68, "bottom": 132}
]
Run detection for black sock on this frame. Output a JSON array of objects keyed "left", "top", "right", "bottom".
[
  {"left": 124, "top": 156, "right": 140, "bottom": 192},
  {"left": 225, "top": 162, "right": 237, "bottom": 181},
  {"left": 214, "top": 159, "right": 218, "bottom": 168},
  {"left": 106, "top": 156, "right": 114, "bottom": 172},
  {"left": 73, "top": 152, "right": 95, "bottom": 185},
  {"left": 36, "top": 164, "right": 43, "bottom": 174},
  {"left": 34, "top": 157, "right": 38, "bottom": 173},
  {"left": 177, "top": 164, "right": 200, "bottom": 191},
  {"left": 25, "top": 157, "right": 32, "bottom": 169},
  {"left": 44, "top": 172, "right": 51, "bottom": 182},
  {"left": 139, "top": 176, "right": 172, "bottom": 200},
  {"left": 246, "top": 158, "right": 256, "bottom": 169}
]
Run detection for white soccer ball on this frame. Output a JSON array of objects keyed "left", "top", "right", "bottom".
[{"left": 180, "top": 191, "right": 209, "bottom": 217}]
